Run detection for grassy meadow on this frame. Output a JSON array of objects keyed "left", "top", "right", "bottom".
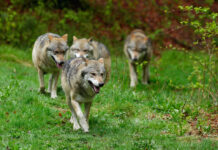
[{"left": 0, "top": 45, "right": 217, "bottom": 149}]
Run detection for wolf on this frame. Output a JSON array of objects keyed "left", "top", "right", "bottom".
[
  {"left": 32, "top": 33, "right": 68, "bottom": 98},
  {"left": 61, "top": 57, "right": 106, "bottom": 132},
  {"left": 66, "top": 36, "right": 111, "bottom": 83},
  {"left": 124, "top": 29, "right": 152, "bottom": 87}
]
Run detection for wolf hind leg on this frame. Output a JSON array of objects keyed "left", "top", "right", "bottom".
[{"left": 38, "top": 69, "right": 45, "bottom": 93}]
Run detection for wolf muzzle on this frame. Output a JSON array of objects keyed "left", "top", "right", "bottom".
[
  {"left": 51, "top": 55, "right": 64, "bottom": 69},
  {"left": 88, "top": 80, "right": 104, "bottom": 94}
]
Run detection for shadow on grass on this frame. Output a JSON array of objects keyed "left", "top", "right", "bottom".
[{"left": 38, "top": 86, "right": 65, "bottom": 98}]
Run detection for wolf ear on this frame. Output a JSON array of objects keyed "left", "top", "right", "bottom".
[
  {"left": 81, "top": 71, "right": 86, "bottom": 78},
  {"left": 88, "top": 37, "right": 93, "bottom": 43},
  {"left": 73, "top": 36, "right": 77, "bottom": 42},
  {"left": 62, "top": 34, "right": 68, "bottom": 42},
  {"left": 48, "top": 34, "right": 54, "bottom": 41},
  {"left": 131, "top": 34, "right": 135, "bottom": 39},
  {"left": 98, "top": 58, "right": 104, "bottom": 64},
  {"left": 144, "top": 36, "right": 148, "bottom": 42}
]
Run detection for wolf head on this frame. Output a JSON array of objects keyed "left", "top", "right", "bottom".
[
  {"left": 47, "top": 34, "right": 68, "bottom": 68},
  {"left": 127, "top": 35, "right": 150, "bottom": 62},
  {"left": 68, "top": 36, "right": 94, "bottom": 59},
  {"left": 80, "top": 58, "right": 106, "bottom": 94}
]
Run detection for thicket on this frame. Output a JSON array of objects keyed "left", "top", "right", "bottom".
[
  {"left": 177, "top": 6, "right": 217, "bottom": 103},
  {"left": 0, "top": 0, "right": 217, "bottom": 53}
]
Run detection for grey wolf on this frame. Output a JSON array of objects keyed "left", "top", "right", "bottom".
[
  {"left": 66, "top": 36, "right": 111, "bottom": 83},
  {"left": 32, "top": 33, "right": 68, "bottom": 98},
  {"left": 124, "top": 29, "right": 152, "bottom": 87},
  {"left": 61, "top": 57, "right": 106, "bottom": 132}
]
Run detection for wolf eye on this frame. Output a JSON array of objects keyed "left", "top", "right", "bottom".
[
  {"left": 91, "top": 73, "right": 96, "bottom": 76},
  {"left": 47, "top": 48, "right": 52, "bottom": 51},
  {"left": 100, "top": 73, "right": 104, "bottom": 76},
  {"left": 84, "top": 49, "right": 89, "bottom": 52},
  {"left": 81, "top": 71, "right": 86, "bottom": 77},
  {"left": 59, "top": 51, "right": 65, "bottom": 55},
  {"left": 73, "top": 49, "right": 79, "bottom": 51},
  {"left": 141, "top": 48, "right": 147, "bottom": 51}
]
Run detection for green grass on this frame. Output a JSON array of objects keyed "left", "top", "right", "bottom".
[{"left": 0, "top": 45, "right": 217, "bottom": 149}]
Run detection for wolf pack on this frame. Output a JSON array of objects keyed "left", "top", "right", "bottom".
[{"left": 32, "top": 29, "right": 152, "bottom": 132}]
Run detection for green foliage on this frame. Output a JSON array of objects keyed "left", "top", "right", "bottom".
[
  {"left": 0, "top": 6, "right": 47, "bottom": 47},
  {"left": 0, "top": 2, "right": 94, "bottom": 47},
  {"left": 176, "top": 6, "right": 218, "bottom": 104},
  {"left": 0, "top": 1, "right": 217, "bottom": 51}
]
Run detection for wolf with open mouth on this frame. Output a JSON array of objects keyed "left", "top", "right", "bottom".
[
  {"left": 32, "top": 33, "right": 68, "bottom": 98},
  {"left": 66, "top": 36, "right": 111, "bottom": 83},
  {"left": 61, "top": 57, "right": 106, "bottom": 132}
]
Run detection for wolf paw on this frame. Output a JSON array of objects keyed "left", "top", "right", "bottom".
[
  {"left": 142, "top": 79, "right": 150, "bottom": 85},
  {"left": 142, "top": 81, "right": 148, "bottom": 85},
  {"left": 51, "top": 95, "right": 57, "bottom": 99},
  {"left": 51, "top": 92, "right": 57, "bottom": 99},
  {"left": 130, "top": 83, "right": 136, "bottom": 87},
  {"left": 73, "top": 124, "right": 81, "bottom": 131},
  {"left": 83, "top": 128, "right": 89, "bottom": 133},
  {"left": 81, "top": 124, "right": 89, "bottom": 133},
  {"left": 70, "top": 117, "right": 81, "bottom": 130},
  {"left": 47, "top": 88, "right": 51, "bottom": 93}
]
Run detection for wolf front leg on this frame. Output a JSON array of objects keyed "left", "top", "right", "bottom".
[
  {"left": 67, "top": 95, "right": 80, "bottom": 130},
  {"left": 38, "top": 69, "right": 45, "bottom": 93},
  {"left": 51, "top": 72, "right": 59, "bottom": 98},
  {"left": 71, "top": 100, "right": 89, "bottom": 132},
  {"left": 142, "top": 62, "right": 150, "bottom": 85},
  {"left": 129, "top": 62, "right": 138, "bottom": 87},
  {"left": 84, "top": 102, "right": 92, "bottom": 122},
  {"left": 48, "top": 74, "right": 53, "bottom": 93}
]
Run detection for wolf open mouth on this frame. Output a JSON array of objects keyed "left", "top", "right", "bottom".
[
  {"left": 88, "top": 81, "right": 100, "bottom": 94},
  {"left": 51, "top": 56, "right": 63, "bottom": 69}
]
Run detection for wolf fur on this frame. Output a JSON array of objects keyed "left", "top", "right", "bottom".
[
  {"left": 124, "top": 29, "right": 152, "bottom": 87},
  {"left": 61, "top": 57, "right": 106, "bottom": 132},
  {"left": 66, "top": 36, "right": 111, "bottom": 83},
  {"left": 32, "top": 33, "right": 68, "bottom": 98}
]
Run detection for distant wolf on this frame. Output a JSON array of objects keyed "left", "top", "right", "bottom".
[
  {"left": 124, "top": 29, "right": 152, "bottom": 87},
  {"left": 61, "top": 57, "right": 106, "bottom": 132},
  {"left": 32, "top": 33, "right": 68, "bottom": 98},
  {"left": 66, "top": 36, "right": 111, "bottom": 83}
]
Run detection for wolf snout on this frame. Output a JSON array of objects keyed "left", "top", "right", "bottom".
[
  {"left": 58, "top": 61, "right": 65, "bottom": 66},
  {"left": 132, "top": 58, "right": 138, "bottom": 62},
  {"left": 56, "top": 61, "right": 65, "bottom": 69},
  {"left": 98, "top": 82, "right": 104, "bottom": 87}
]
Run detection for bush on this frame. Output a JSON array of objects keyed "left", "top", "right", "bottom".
[{"left": 172, "top": 6, "right": 218, "bottom": 104}]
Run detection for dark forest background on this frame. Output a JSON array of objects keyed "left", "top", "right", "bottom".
[{"left": 0, "top": 0, "right": 217, "bottom": 55}]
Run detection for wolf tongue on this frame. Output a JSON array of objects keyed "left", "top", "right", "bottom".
[
  {"left": 56, "top": 64, "right": 62, "bottom": 69},
  {"left": 93, "top": 86, "right": 100, "bottom": 93}
]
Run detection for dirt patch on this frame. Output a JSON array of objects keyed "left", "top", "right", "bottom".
[{"left": 187, "top": 110, "right": 218, "bottom": 138}]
